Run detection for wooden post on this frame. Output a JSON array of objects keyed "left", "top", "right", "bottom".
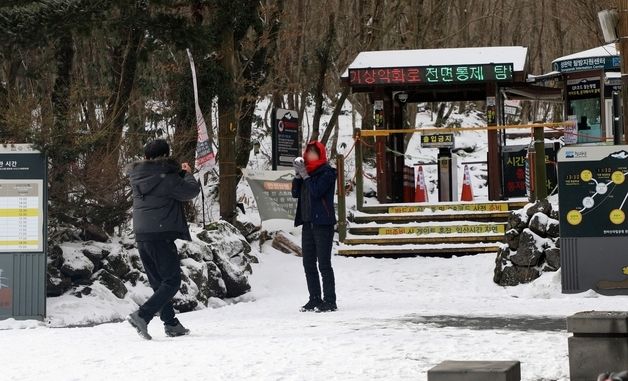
[
  {"left": 354, "top": 128, "right": 364, "bottom": 211},
  {"left": 618, "top": 0, "right": 628, "bottom": 143},
  {"left": 486, "top": 86, "right": 502, "bottom": 201},
  {"left": 533, "top": 126, "right": 548, "bottom": 200},
  {"left": 336, "top": 154, "right": 347, "bottom": 242}
]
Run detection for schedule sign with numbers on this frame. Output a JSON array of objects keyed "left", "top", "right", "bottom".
[
  {"left": 0, "top": 144, "right": 47, "bottom": 320},
  {"left": 0, "top": 180, "right": 43, "bottom": 252}
]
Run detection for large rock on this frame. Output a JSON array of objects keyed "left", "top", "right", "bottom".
[
  {"left": 212, "top": 249, "right": 251, "bottom": 297},
  {"left": 497, "top": 265, "right": 541, "bottom": 286},
  {"left": 49, "top": 245, "right": 64, "bottom": 268},
  {"left": 504, "top": 229, "right": 520, "bottom": 251},
  {"left": 60, "top": 247, "right": 95, "bottom": 281},
  {"left": 197, "top": 220, "right": 253, "bottom": 257},
  {"left": 82, "top": 249, "right": 106, "bottom": 271},
  {"left": 206, "top": 261, "right": 227, "bottom": 299},
  {"left": 173, "top": 272, "right": 199, "bottom": 313},
  {"left": 102, "top": 249, "right": 131, "bottom": 279},
  {"left": 510, "top": 228, "right": 548, "bottom": 267},
  {"left": 529, "top": 212, "right": 549, "bottom": 237},
  {"left": 47, "top": 265, "right": 71, "bottom": 297},
  {"left": 92, "top": 269, "right": 127, "bottom": 299},
  {"left": 79, "top": 223, "right": 109, "bottom": 243},
  {"left": 231, "top": 219, "right": 262, "bottom": 243},
  {"left": 181, "top": 258, "right": 209, "bottom": 305},
  {"left": 526, "top": 199, "right": 551, "bottom": 217},
  {"left": 546, "top": 218, "right": 560, "bottom": 238},
  {"left": 545, "top": 247, "right": 561, "bottom": 270},
  {"left": 196, "top": 221, "right": 254, "bottom": 298},
  {"left": 507, "top": 211, "right": 528, "bottom": 231},
  {"left": 493, "top": 245, "right": 511, "bottom": 283}
]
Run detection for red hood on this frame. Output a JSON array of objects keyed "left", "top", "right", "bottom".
[{"left": 303, "top": 140, "right": 328, "bottom": 174}]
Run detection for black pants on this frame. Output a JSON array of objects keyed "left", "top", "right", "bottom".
[
  {"left": 302, "top": 223, "right": 336, "bottom": 303},
  {"left": 137, "top": 240, "right": 181, "bottom": 325}
]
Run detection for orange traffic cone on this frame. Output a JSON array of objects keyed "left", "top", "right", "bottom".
[
  {"left": 460, "top": 164, "right": 474, "bottom": 201},
  {"left": 415, "top": 165, "right": 428, "bottom": 203}
]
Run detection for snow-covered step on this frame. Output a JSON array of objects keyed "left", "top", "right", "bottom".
[
  {"left": 336, "top": 242, "right": 500, "bottom": 257},
  {"left": 359, "top": 200, "right": 528, "bottom": 215},
  {"left": 343, "top": 233, "right": 503, "bottom": 246},
  {"left": 348, "top": 221, "right": 506, "bottom": 236},
  {"left": 350, "top": 210, "right": 511, "bottom": 224}
]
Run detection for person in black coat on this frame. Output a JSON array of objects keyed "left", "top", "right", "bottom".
[
  {"left": 292, "top": 140, "right": 338, "bottom": 313},
  {"left": 125, "top": 139, "right": 200, "bottom": 340}
]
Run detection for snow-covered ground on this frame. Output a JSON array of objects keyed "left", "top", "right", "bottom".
[
  {"left": 0, "top": 97, "right": 603, "bottom": 380},
  {"left": 2, "top": 237, "right": 627, "bottom": 381}
]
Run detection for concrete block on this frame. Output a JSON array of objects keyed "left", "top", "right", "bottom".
[{"left": 428, "top": 361, "right": 521, "bottom": 381}]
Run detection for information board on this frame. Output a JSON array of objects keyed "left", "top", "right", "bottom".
[
  {"left": 558, "top": 145, "right": 628, "bottom": 295},
  {"left": 502, "top": 144, "right": 558, "bottom": 198},
  {"left": 559, "top": 146, "right": 628, "bottom": 238},
  {"left": 0, "top": 144, "right": 47, "bottom": 319},
  {"left": 272, "top": 108, "right": 300, "bottom": 169},
  {"left": 0, "top": 180, "right": 43, "bottom": 252}
]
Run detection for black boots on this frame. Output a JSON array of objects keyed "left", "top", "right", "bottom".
[{"left": 314, "top": 301, "right": 337, "bottom": 313}]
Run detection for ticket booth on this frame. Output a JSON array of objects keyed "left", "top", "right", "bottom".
[
  {"left": 0, "top": 144, "right": 47, "bottom": 320},
  {"left": 536, "top": 43, "right": 623, "bottom": 145}
]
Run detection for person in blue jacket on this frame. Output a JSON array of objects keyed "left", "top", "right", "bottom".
[{"left": 292, "top": 140, "right": 338, "bottom": 312}]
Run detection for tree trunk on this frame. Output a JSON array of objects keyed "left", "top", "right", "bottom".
[
  {"left": 310, "top": 13, "right": 335, "bottom": 141},
  {"left": 320, "top": 86, "right": 350, "bottom": 145},
  {"left": 235, "top": 0, "right": 284, "bottom": 169},
  {"left": 218, "top": 29, "right": 238, "bottom": 222},
  {"left": 49, "top": 32, "right": 75, "bottom": 206}
]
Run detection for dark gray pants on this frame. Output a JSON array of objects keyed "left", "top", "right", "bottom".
[
  {"left": 137, "top": 240, "right": 181, "bottom": 325},
  {"left": 302, "top": 223, "right": 336, "bottom": 303}
]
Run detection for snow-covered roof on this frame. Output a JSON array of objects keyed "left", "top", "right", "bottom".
[
  {"left": 341, "top": 46, "right": 529, "bottom": 78},
  {"left": 606, "top": 71, "right": 622, "bottom": 79},
  {"left": 551, "top": 44, "right": 620, "bottom": 73},
  {"left": 552, "top": 43, "right": 617, "bottom": 63}
]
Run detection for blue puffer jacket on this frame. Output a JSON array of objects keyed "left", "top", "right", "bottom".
[{"left": 292, "top": 163, "right": 337, "bottom": 227}]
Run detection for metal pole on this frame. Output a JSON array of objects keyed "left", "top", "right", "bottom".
[
  {"left": 354, "top": 128, "right": 364, "bottom": 211},
  {"left": 618, "top": 0, "right": 628, "bottom": 143},
  {"left": 613, "top": 90, "right": 623, "bottom": 145},
  {"left": 336, "top": 154, "right": 347, "bottom": 242},
  {"left": 533, "top": 126, "right": 548, "bottom": 200},
  {"left": 200, "top": 180, "right": 206, "bottom": 227},
  {"left": 271, "top": 108, "right": 278, "bottom": 170}
]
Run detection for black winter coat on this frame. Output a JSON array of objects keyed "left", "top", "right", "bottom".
[{"left": 126, "top": 158, "right": 200, "bottom": 241}]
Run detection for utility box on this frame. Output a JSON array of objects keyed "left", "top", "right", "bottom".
[
  {"left": 0, "top": 144, "right": 47, "bottom": 320},
  {"left": 557, "top": 145, "right": 628, "bottom": 294}
]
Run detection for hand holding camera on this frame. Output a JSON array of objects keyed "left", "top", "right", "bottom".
[{"left": 293, "top": 157, "right": 308, "bottom": 179}]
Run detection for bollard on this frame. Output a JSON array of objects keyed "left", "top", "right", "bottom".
[
  {"left": 354, "top": 128, "right": 364, "bottom": 211},
  {"left": 336, "top": 154, "right": 347, "bottom": 242}
]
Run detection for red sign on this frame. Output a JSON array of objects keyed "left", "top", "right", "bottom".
[{"left": 349, "top": 67, "right": 422, "bottom": 86}]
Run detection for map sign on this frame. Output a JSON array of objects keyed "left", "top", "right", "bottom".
[{"left": 558, "top": 146, "right": 628, "bottom": 237}]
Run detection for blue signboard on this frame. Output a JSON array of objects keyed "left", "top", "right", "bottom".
[{"left": 553, "top": 56, "right": 620, "bottom": 73}]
